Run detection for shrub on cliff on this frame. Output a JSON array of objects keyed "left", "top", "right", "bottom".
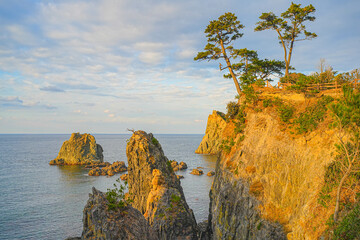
[
  {"left": 226, "top": 101, "right": 240, "bottom": 120},
  {"left": 106, "top": 178, "right": 132, "bottom": 211}
]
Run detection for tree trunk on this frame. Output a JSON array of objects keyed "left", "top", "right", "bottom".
[
  {"left": 334, "top": 168, "right": 351, "bottom": 222},
  {"left": 276, "top": 29, "right": 289, "bottom": 77},
  {"left": 219, "top": 39, "right": 241, "bottom": 96}
]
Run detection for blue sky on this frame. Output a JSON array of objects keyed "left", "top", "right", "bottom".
[{"left": 0, "top": 0, "right": 359, "bottom": 134}]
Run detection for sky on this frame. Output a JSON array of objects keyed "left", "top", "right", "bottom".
[{"left": 0, "top": 0, "right": 359, "bottom": 134}]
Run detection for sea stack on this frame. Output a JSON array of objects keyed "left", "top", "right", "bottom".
[
  {"left": 49, "top": 133, "right": 103, "bottom": 165},
  {"left": 126, "top": 130, "right": 198, "bottom": 239}
]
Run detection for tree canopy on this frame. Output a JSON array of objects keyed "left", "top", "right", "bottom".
[
  {"left": 194, "top": 12, "right": 244, "bottom": 95},
  {"left": 255, "top": 2, "right": 317, "bottom": 76}
]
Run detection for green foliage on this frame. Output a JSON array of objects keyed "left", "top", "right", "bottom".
[
  {"left": 152, "top": 137, "right": 160, "bottom": 147},
  {"left": 166, "top": 160, "right": 174, "bottom": 173},
  {"left": 220, "top": 139, "right": 232, "bottom": 154},
  {"left": 333, "top": 203, "right": 360, "bottom": 240},
  {"left": 225, "top": 101, "right": 240, "bottom": 120},
  {"left": 171, "top": 194, "right": 181, "bottom": 203},
  {"left": 106, "top": 179, "right": 132, "bottom": 211},
  {"left": 263, "top": 98, "right": 273, "bottom": 108},
  {"left": 194, "top": 12, "right": 244, "bottom": 95},
  {"left": 255, "top": 3, "right": 317, "bottom": 75},
  {"left": 234, "top": 105, "right": 246, "bottom": 134},
  {"left": 295, "top": 95, "right": 334, "bottom": 134},
  {"left": 277, "top": 102, "right": 295, "bottom": 123},
  {"left": 318, "top": 162, "right": 342, "bottom": 207},
  {"left": 330, "top": 86, "right": 360, "bottom": 131}
]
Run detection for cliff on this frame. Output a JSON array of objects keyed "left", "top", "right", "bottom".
[
  {"left": 82, "top": 187, "right": 156, "bottom": 240},
  {"left": 50, "top": 133, "right": 103, "bottom": 165},
  {"left": 203, "top": 93, "right": 345, "bottom": 239},
  {"left": 126, "top": 130, "right": 198, "bottom": 239},
  {"left": 195, "top": 110, "right": 227, "bottom": 155}
]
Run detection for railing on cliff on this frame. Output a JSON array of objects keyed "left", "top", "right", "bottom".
[{"left": 261, "top": 78, "right": 360, "bottom": 91}]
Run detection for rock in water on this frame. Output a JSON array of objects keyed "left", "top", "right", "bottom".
[
  {"left": 82, "top": 187, "right": 155, "bottom": 240},
  {"left": 126, "top": 130, "right": 198, "bottom": 239},
  {"left": 190, "top": 168, "right": 204, "bottom": 176},
  {"left": 49, "top": 133, "right": 103, "bottom": 165}
]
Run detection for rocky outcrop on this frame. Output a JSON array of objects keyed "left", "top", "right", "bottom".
[
  {"left": 209, "top": 159, "right": 286, "bottom": 240},
  {"left": 195, "top": 110, "right": 227, "bottom": 154},
  {"left": 82, "top": 187, "right": 155, "bottom": 240},
  {"left": 120, "top": 173, "right": 128, "bottom": 181},
  {"left": 206, "top": 171, "right": 215, "bottom": 177},
  {"left": 50, "top": 133, "right": 103, "bottom": 165},
  {"left": 203, "top": 95, "right": 340, "bottom": 239},
  {"left": 190, "top": 168, "right": 204, "bottom": 176},
  {"left": 88, "top": 161, "right": 127, "bottom": 176},
  {"left": 170, "top": 160, "right": 188, "bottom": 171},
  {"left": 126, "top": 130, "right": 198, "bottom": 239}
]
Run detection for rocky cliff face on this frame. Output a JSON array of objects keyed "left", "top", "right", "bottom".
[
  {"left": 195, "top": 110, "right": 227, "bottom": 155},
  {"left": 82, "top": 187, "right": 155, "bottom": 240},
  {"left": 50, "top": 133, "right": 103, "bottom": 165},
  {"left": 126, "top": 130, "right": 198, "bottom": 239},
  {"left": 206, "top": 100, "right": 339, "bottom": 239},
  {"left": 209, "top": 158, "right": 286, "bottom": 239}
]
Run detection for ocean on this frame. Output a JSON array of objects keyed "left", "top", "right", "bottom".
[{"left": 0, "top": 134, "right": 217, "bottom": 240}]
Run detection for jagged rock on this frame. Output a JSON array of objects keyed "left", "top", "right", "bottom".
[
  {"left": 49, "top": 133, "right": 103, "bottom": 165},
  {"left": 195, "top": 110, "right": 227, "bottom": 154},
  {"left": 84, "top": 162, "right": 110, "bottom": 169},
  {"left": 81, "top": 187, "right": 155, "bottom": 240},
  {"left": 190, "top": 169, "right": 204, "bottom": 176},
  {"left": 120, "top": 173, "right": 128, "bottom": 181},
  {"left": 197, "top": 220, "right": 211, "bottom": 240},
  {"left": 88, "top": 161, "right": 127, "bottom": 176},
  {"left": 170, "top": 160, "right": 188, "bottom": 171},
  {"left": 126, "top": 130, "right": 198, "bottom": 239},
  {"left": 209, "top": 160, "right": 286, "bottom": 239},
  {"left": 206, "top": 171, "right": 215, "bottom": 177}
]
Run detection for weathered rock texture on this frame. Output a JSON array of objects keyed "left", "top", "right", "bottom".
[
  {"left": 190, "top": 168, "right": 204, "bottom": 176},
  {"left": 88, "top": 161, "right": 127, "bottom": 176},
  {"left": 204, "top": 94, "right": 340, "bottom": 239},
  {"left": 50, "top": 133, "right": 103, "bottom": 165},
  {"left": 170, "top": 160, "right": 188, "bottom": 171},
  {"left": 82, "top": 187, "right": 155, "bottom": 240},
  {"left": 126, "top": 130, "right": 198, "bottom": 239},
  {"left": 195, "top": 110, "right": 227, "bottom": 154},
  {"left": 209, "top": 159, "right": 286, "bottom": 240}
]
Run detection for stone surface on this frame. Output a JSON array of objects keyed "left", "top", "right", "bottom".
[
  {"left": 120, "top": 173, "right": 128, "bottom": 181},
  {"left": 170, "top": 160, "right": 188, "bottom": 171},
  {"left": 195, "top": 110, "right": 227, "bottom": 154},
  {"left": 88, "top": 161, "right": 127, "bottom": 176},
  {"left": 209, "top": 159, "right": 286, "bottom": 240},
  {"left": 126, "top": 130, "right": 198, "bottom": 239},
  {"left": 190, "top": 168, "right": 204, "bottom": 176},
  {"left": 81, "top": 187, "right": 155, "bottom": 240},
  {"left": 49, "top": 133, "right": 103, "bottom": 165}
]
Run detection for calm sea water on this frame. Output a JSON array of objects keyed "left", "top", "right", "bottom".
[{"left": 0, "top": 134, "right": 217, "bottom": 240}]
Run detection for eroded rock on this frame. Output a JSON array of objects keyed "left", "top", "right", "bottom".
[
  {"left": 170, "top": 160, "right": 188, "bottom": 171},
  {"left": 88, "top": 161, "right": 127, "bottom": 176},
  {"left": 50, "top": 133, "right": 103, "bottom": 165},
  {"left": 190, "top": 168, "right": 204, "bottom": 176},
  {"left": 126, "top": 130, "right": 198, "bottom": 239},
  {"left": 81, "top": 187, "right": 155, "bottom": 240},
  {"left": 195, "top": 110, "right": 227, "bottom": 154}
]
